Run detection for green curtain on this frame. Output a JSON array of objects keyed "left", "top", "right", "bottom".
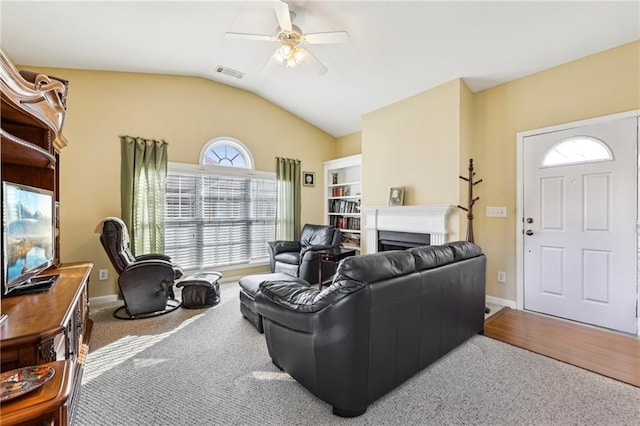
[
  {"left": 275, "top": 157, "right": 301, "bottom": 240},
  {"left": 120, "top": 135, "right": 168, "bottom": 255}
]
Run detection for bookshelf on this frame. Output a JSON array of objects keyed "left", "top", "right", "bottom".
[{"left": 324, "top": 154, "right": 362, "bottom": 251}]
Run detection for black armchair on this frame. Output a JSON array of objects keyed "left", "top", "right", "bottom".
[
  {"left": 267, "top": 224, "right": 341, "bottom": 285},
  {"left": 96, "top": 217, "right": 183, "bottom": 319}
]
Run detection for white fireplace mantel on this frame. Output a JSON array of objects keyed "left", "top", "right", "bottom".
[{"left": 361, "top": 205, "right": 455, "bottom": 253}]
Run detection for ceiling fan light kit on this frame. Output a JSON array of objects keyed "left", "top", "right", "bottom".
[
  {"left": 277, "top": 45, "right": 305, "bottom": 68},
  {"left": 224, "top": 1, "right": 349, "bottom": 75}
]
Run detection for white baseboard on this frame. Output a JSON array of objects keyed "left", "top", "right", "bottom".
[
  {"left": 219, "top": 274, "right": 243, "bottom": 284},
  {"left": 90, "top": 294, "right": 120, "bottom": 307},
  {"left": 486, "top": 295, "right": 517, "bottom": 309}
]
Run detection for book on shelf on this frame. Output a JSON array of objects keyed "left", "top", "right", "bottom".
[
  {"left": 329, "top": 199, "right": 360, "bottom": 214},
  {"left": 340, "top": 233, "right": 361, "bottom": 248},
  {"left": 330, "top": 216, "right": 361, "bottom": 230},
  {"left": 332, "top": 186, "right": 352, "bottom": 197}
]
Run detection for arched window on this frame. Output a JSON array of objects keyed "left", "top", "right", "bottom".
[
  {"left": 542, "top": 136, "right": 612, "bottom": 167},
  {"left": 199, "top": 137, "right": 254, "bottom": 169}
]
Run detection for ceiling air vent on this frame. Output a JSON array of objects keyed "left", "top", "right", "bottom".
[{"left": 216, "top": 66, "right": 244, "bottom": 79}]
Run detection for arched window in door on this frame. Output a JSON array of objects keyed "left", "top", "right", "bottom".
[{"left": 542, "top": 136, "right": 612, "bottom": 167}]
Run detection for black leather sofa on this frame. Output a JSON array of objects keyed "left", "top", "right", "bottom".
[{"left": 255, "top": 241, "right": 486, "bottom": 417}]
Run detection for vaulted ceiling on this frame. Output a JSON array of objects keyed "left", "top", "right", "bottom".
[{"left": 2, "top": 1, "right": 638, "bottom": 137}]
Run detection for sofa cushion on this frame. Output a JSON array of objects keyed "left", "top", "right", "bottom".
[
  {"left": 444, "top": 241, "right": 483, "bottom": 261},
  {"left": 335, "top": 250, "right": 415, "bottom": 284},
  {"left": 239, "top": 272, "right": 308, "bottom": 296},
  {"left": 409, "top": 245, "right": 454, "bottom": 271}
]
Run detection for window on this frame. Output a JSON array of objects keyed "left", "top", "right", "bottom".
[
  {"left": 200, "top": 138, "right": 254, "bottom": 168},
  {"left": 164, "top": 140, "right": 275, "bottom": 271},
  {"left": 542, "top": 137, "right": 612, "bottom": 167}
]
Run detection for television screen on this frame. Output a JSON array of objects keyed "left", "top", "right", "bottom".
[{"left": 2, "top": 181, "right": 55, "bottom": 294}]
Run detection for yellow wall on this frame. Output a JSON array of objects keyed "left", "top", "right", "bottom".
[
  {"left": 361, "top": 79, "right": 464, "bottom": 242},
  {"left": 473, "top": 40, "right": 640, "bottom": 301},
  {"left": 336, "top": 131, "right": 362, "bottom": 157},
  {"left": 458, "top": 81, "right": 476, "bottom": 241},
  {"left": 358, "top": 40, "right": 638, "bottom": 303},
  {"left": 21, "top": 67, "right": 336, "bottom": 298},
  {"left": 20, "top": 40, "right": 639, "bottom": 303}
]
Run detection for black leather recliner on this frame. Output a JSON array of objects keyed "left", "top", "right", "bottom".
[
  {"left": 255, "top": 241, "right": 486, "bottom": 417},
  {"left": 96, "top": 217, "right": 183, "bottom": 319},
  {"left": 267, "top": 224, "right": 341, "bottom": 285}
]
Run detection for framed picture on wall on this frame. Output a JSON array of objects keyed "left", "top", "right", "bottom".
[
  {"left": 303, "top": 171, "right": 315, "bottom": 187},
  {"left": 389, "top": 187, "right": 405, "bottom": 206}
]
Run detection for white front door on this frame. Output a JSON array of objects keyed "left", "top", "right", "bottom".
[{"left": 523, "top": 117, "right": 638, "bottom": 334}]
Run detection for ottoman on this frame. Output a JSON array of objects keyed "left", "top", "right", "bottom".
[
  {"left": 239, "top": 272, "right": 309, "bottom": 332},
  {"left": 176, "top": 272, "right": 222, "bottom": 309}
]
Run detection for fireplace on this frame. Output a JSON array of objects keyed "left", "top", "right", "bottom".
[
  {"left": 361, "top": 205, "right": 455, "bottom": 253},
  {"left": 378, "top": 230, "right": 430, "bottom": 251}
]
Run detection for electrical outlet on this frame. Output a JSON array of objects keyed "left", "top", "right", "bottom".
[
  {"left": 486, "top": 206, "right": 507, "bottom": 217},
  {"left": 497, "top": 271, "right": 506, "bottom": 283},
  {"left": 99, "top": 269, "right": 108, "bottom": 280}
]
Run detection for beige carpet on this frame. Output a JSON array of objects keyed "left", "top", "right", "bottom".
[{"left": 77, "top": 282, "right": 640, "bottom": 425}]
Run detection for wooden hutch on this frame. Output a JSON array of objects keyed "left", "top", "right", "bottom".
[{"left": 1, "top": 49, "right": 92, "bottom": 425}]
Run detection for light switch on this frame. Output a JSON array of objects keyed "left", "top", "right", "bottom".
[{"left": 486, "top": 206, "right": 507, "bottom": 217}]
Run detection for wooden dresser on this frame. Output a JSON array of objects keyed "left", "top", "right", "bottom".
[
  {"left": 0, "top": 264, "right": 93, "bottom": 425},
  {"left": 1, "top": 49, "right": 92, "bottom": 425}
]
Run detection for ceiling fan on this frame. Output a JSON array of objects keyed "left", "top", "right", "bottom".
[{"left": 224, "top": 1, "right": 349, "bottom": 75}]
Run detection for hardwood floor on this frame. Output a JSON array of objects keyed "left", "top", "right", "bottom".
[{"left": 484, "top": 307, "right": 640, "bottom": 387}]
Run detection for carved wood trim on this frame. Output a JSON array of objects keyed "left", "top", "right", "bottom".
[
  {"left": 0, "top": 48, "right": 67, "bottom": 150},
  {"left": 38, "top": 337, "right": 56, "bottom": 363}
]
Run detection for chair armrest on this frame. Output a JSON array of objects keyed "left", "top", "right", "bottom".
[
  {"left": 267, "top": 240, "right": 301, "bottom": 256},
  {"left": 134, "top": 254, "right": 183, "bottom": 278},
  {"left": 119, "top": 260, "right": 176, "bottom": 288},
  {"left": 136, "top": 253, "right": 171, "bottom": 262},
  {"left": 300, "top": 244, "right": 336, "bottom": 259}
]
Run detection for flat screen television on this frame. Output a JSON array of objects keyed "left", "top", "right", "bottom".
[{"left": 2, "top": 181, "right": 55, "bottom": 295}]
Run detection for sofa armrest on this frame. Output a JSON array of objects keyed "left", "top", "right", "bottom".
[
  {"left": 255, "top": 279, "right": 365, "bottom": 333},
  {"left": 259, "top": 281, "right": 323, "bottom": 311}
]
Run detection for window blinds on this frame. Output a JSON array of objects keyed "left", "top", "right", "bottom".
[{"left": 165, "top": 166, "right": 276, "bottom": 271}]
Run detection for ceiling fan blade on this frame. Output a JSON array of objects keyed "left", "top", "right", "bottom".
[
  {"left": 298, "top": 47, "right": 328, "bottom": 75},
  {"left": 224, "top": 32, "right": 277, "bottom": 42},
  {"left": 273, "top": 1, "right": 292, "bottom": 31},
  {"left": 303, "top": 31, "right": 350, "bottom": 44}
]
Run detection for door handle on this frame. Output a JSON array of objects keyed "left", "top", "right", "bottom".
[{"left": 525, "top": 229, "right": 534, "bottom": 236}]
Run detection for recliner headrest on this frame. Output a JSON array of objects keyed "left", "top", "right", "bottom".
[
  {"left": 300, "top": 224, "right": 337, "bottom": 246},
  {"left": 95, "top": 217, "right": 130, "bottom": 246}
]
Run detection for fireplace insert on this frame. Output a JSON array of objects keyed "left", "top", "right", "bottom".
[{"left": 377, "top": 230, "right": 430, "bottom": 252}]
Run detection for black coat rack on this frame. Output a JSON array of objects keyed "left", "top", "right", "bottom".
[
  {"left": 457, "top": 159, "right": 489, "bottom": 314},
  {"left": 457, "top": 158, "right": 482, "bottom": 243}
]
